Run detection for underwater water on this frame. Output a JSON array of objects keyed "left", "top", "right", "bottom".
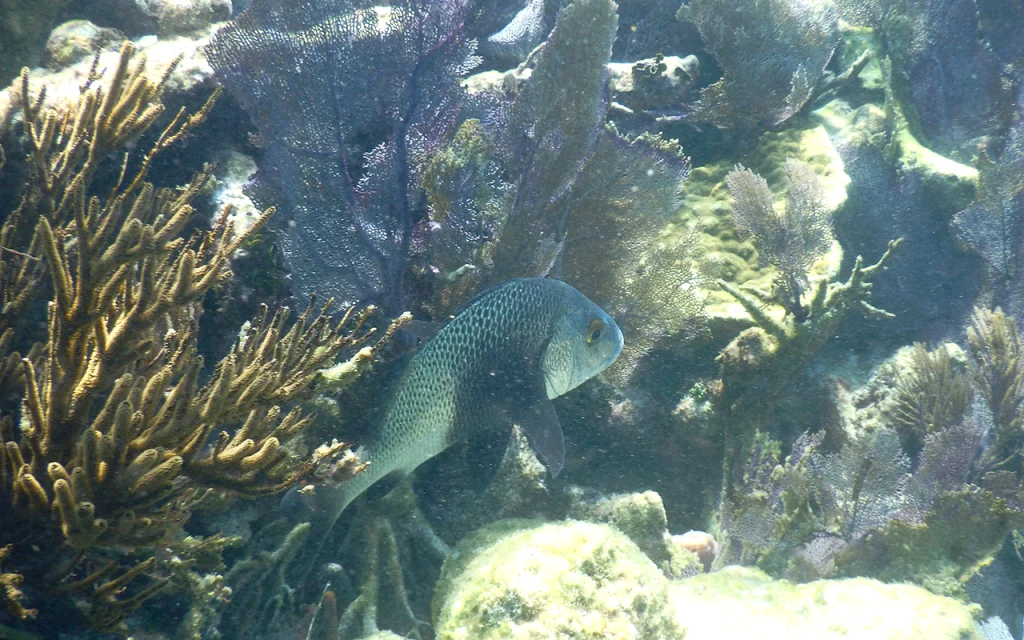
[{"left": 1, "top": 0, "right": 1024, "bottom": 638}]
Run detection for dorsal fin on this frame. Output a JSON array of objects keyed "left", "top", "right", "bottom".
[{"left": 455, "top": 277, "right": 536, "bottom": 314}]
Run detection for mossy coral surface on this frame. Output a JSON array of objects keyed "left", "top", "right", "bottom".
[
  {"left": 434, "top": 519, "right": 982, "bottom": 640},
  {"left": 433, "top": 519, "right": 684, "bottom": 640},
  {"left": 670, "top": 565, "right": 981, "bottom": 639},
  {"left": 670, "top": 121, "right": 849, "bottom": 335}
]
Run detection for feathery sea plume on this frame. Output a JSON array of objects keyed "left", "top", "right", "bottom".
[{"left": 725, "top": 159, "right": 835, "bottom": 319}]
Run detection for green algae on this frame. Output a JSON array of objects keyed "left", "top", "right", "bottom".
[{"left": 670, "top": 121, "right": 848, "bottom": 335}]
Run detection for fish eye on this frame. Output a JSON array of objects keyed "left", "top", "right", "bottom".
[{"left": 586, "top": 318, "right": 605, "bottom": 344}]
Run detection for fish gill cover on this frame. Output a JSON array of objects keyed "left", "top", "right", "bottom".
[{"left": 206, "top": 0, "right": 479, "bottom": 316}]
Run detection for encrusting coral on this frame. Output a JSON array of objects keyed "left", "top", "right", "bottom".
[{"left": 0, "top": 42, "right": 400, "bottom": 633}]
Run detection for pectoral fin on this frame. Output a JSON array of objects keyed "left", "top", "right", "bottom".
[
  {"left": 508, "top": 387, "right": 565, "bottom": 478},
  {"left": 465, "top": 425, "right": 513, "bottom": 491}
]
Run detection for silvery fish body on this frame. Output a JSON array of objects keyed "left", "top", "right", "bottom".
[{"left": 299, "top": 277, "right": 623, "bottom": 558}]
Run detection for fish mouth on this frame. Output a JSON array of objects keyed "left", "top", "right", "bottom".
[{"left": 601, "top": 326, "right": 625, "bottom": 369}]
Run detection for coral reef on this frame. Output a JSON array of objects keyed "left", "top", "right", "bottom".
[
  {"left": 884, "top": 343, "right": 974, "bottom": 454},
  {"left": 0, "top": 0, "right": 69, "bottom": 86},
  {"left": 811, "top": 57, "right": 981, "bottom": 339},
  {"left": 966, "top": 307, "right": 1024, "bottom": 477},
  {"left": 207, "top": 0, "right": 480, "bottom": 316},
  {"left": 719, "top": 307, "right": 1024, "bottom": 598},
  {"left": 0, "top": 43, "right": 396, "bottom": 633},
  {"left": 714, "top": 237, "right": 901, "bottom": 480},
  {"left": 147, "top": 0, "right": 231, "bottom": 38},
  {"left": 673, "top": 120, "right": 848, "bottom": 330},
  {"left": 953, "top": 111, "right": 1024, "bottom": 318},
  {"left": 484, "top": 0, "right": 619, "bottom": 284},
  {"left": 882, "top": 0, "right": 1017, "bottom": 160},
  {"left": 209, "top": 0, "right": 705, "bottom": 382},
  {"left": 4, "top": 0, "right": 1024, "bottom": 635},
  {"left": 432, "top": 519, "right": 981, "bottom": 640},
  {"left": 725, "top": 159, "right": 836, "bottom": 319},
  {"left": 0, "top": 20, "right": 219, "bottom": 137},
  {"left": 567, "top": 488, "right": 710, "bottom": 579},
  {"left": 220, "top": 520, "right": 312, "bottom": 638},
  {"left": 43, "top": 20, "right": 125, "bottom": 70}
]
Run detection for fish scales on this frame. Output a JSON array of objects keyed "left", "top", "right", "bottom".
[{"left": 293, "top": 277, "right": 623, "bottom": 573}]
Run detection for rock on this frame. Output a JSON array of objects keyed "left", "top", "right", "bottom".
[
  {"left": 566, "top": 488, "right": 707, "bottom": 579},
  {"left": 671, "top": 566, "right": 982, "bottom": 639},
  {"left": 207, "top": 150, "right": 264, "bottom": 239},
  {"left": 607, "top": 54, "right": 698, "bottom": 113},
  {"left": 0, "top": 0, "right": 69, "bottom": 86},
  {"left": 568, "top": 489, "right": 668, "bottom": 558},
  {"left": 43, "top": 20, "right": 124, "bottom": 70},
  {"left": 0, "top": 25, "right": 219, "bottom": 138},
  {"left": 433, "top": 520, "right": 980, "bottom": 639},
  {"left": 813, "top": 96, "right": 982, "bottom": 338},
  {"left": 146, "top": 0, "right": 232, "bottom": 37},
  {"left": 433, "top": 519, "right": 685, "bottom": 639}
]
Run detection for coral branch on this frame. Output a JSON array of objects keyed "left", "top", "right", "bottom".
[{"left": 0, "top": 43, "right": 393, "bottom": 632}]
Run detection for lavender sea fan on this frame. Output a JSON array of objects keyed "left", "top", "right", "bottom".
[
  {"left": 207, "top": 0, "right": 478, "bottom": 315},
  {"left": 810, "top": 427, "right": 910, "bottom": 541},
  {"left": 561, "top": 129, "right": 701, "bottom": 381}
]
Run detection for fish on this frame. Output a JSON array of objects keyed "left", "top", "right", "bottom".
[{"left": 291, "top": 277, "right": 623, "bottom": 569}]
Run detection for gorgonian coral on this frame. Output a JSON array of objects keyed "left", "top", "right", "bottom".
[
  {"left": 725, "top": 159, "right": 835, "bottom": 319},
  {"left": 0, "top": 43, "right": 397, "bottom": 633},
  {"left": 207, "top": 0, "right": 479, "bottom": 317},
  {"left": 679, "top": 0, "right": 839, "bottom": 128}
]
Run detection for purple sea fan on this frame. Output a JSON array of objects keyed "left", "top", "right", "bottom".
[
  {"left": 207, "top": 0, "right": 479, "bottom": 315},
  {"left": 809, "top": 427, "right": 909, "bottom": 541},
  {"left": 900, "top": 411, "right": 986, "bottom": 524}
]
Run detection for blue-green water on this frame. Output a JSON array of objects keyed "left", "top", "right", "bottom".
[{"left": 0, "top": 0, "right": 1022, "bottom": 638}]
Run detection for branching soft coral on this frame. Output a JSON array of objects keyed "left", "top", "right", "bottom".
[
  {"left": 0, "top": 42, "right": 397, "bottom": 633},
  {"left": 714, "top": 238, "right": 901, "bottom": 498},
  {"left": 967, "top": 306, "right": 1024, "bottom": 475}
]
